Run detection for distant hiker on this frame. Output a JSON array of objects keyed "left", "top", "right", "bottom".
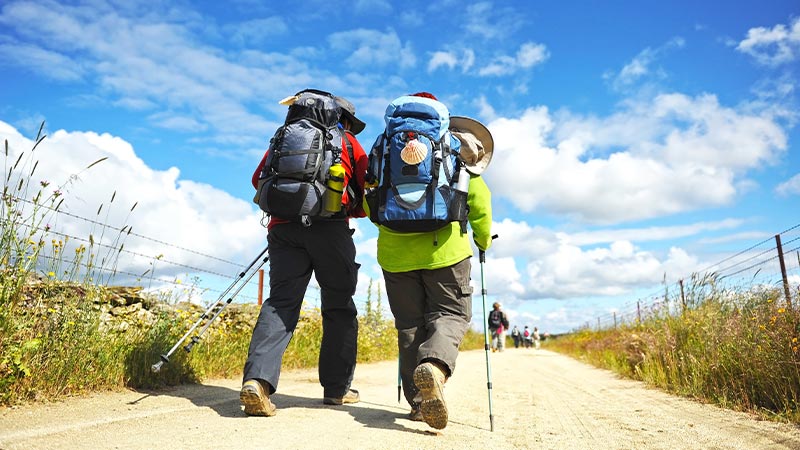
[
  {"left": 533, "top": 326, "right": 541, "bottom": 350},
  {"left": 523, "top": 325, "right": 532, "bottom": 348},
  {"left": 241, "top": 90, "right": 368, "bottom": 416},
  {"left": 511, "top": 325, "right": 521, "bottom": 348},
  {"left": 365, "top": 92, "right": 494, "bottom": 430},
  {"left": 488, "top": 302, "right": 509, "bottom": 352}
]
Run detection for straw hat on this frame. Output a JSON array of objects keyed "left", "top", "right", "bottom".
[{"left": 450, "top": 116, "right": 493, "bottom": 175}]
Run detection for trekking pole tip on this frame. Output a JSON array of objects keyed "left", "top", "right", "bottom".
[{"left": 151, "top": 361, "right": 163, "bottom": 373}]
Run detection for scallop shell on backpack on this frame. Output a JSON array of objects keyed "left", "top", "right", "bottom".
[{"left": 400, "top": 139, "right": 428, "bottom": 165}]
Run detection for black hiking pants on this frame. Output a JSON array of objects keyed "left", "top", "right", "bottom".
[{"left": 243, "top": 220, "right": 360, "bottom": 398}]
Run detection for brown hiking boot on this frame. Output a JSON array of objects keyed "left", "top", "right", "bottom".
[
  {"left": 413, "top": 362, "right": 448, "bottom": 429},
  {"left": 240, "top": 379, "right": 276, "bottom": 416},
  {"left": 323, "top": 389, "right": 360, "bottom": 405},
  {"left": 408, "top": 406, "right": 424, "bottom": 422}
]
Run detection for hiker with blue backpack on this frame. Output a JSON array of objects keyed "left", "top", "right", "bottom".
[
  {"left": 364, "top": 92, "right": 494, "bottom": 430},
  {"left": 240, "top": 90, "right": 368, "bottom": 416}
]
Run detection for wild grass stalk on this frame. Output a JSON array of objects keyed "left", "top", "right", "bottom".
[
  {"left": 0, "top": 124, "right": 486, "bottom": 406},
  {"left": 548, "top": 276, "right": 800, "bottom": 423}
]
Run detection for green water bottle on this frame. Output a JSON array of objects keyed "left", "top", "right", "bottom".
[{"left": 324, "top": 163, "right": 345, "bottom": 213}]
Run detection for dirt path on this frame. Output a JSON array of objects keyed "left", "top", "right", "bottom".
[{"left": 2, "top": 349, "right": 799, "bottom": 449}]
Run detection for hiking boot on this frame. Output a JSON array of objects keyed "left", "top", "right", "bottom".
[
  {"left": 240, "top": 379, "right": 276, "bottom": 417},
  {"left": 413, "top": 362, "right": 448, "bottom": 429},
  {"left": 323, "top": 389, "right": 360, "bottom": 405},
  {"left": 408, "top": 406, "right": 424, "bottom": 422}
]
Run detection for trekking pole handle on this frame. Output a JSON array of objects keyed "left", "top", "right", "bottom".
[{"left": 478, "top": 234, "right": 499, "bottom": 263}]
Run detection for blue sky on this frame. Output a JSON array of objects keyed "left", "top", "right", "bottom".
[{"left": 1, "top": 0, "right": 799, "bottom": 333}]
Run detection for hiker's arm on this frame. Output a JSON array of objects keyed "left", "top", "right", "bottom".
[
  {"left": 467, "top": 176, "right": 492, "bottom": 251},
  {"left": 251, "top": 150, "right": 269, "bottom": 189},
  {"left": 345, "top": 132, "right": 368, "bottom": 218}
]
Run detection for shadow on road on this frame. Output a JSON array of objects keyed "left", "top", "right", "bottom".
[{"left": 130, "top": 383, "right": 434, "bottom": 433}]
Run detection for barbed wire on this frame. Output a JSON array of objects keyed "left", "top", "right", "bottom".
[
  {"left": 8, "top": 194, "right": 244, "bottom": 268},
  {"left": 587, "top": 223, "right": 800, "bottom": 331},
  {"left": 12, "top": 220, "right": 240, "bottom": 280}
]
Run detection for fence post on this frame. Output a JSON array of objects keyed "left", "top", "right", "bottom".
[
  {"left": 637, "top": 301, "right": 641, "bottom": 324},
  {"left": 613, "top": 311, "right": 617, "bottom": 329},
  {"left": 679, "top": 279, "right": 686, "bottom": 314},
  {"left": 258, "top": 269, "right": 264, "bottom": 306},
  {"left": 776, "top": 234, "right": 792, "bottom": 310},
  {"left": 597, "top": 317, "right": 600, "bottom": 330}
]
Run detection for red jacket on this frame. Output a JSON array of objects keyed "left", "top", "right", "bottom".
[{"left": 252, "top": 130, "right": 368, "bottom": 228}]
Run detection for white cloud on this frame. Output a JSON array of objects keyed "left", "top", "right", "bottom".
[
  {"left": 0, "top": 1, "right": 338, "bottom": 152},
  {"left": 776, "top": 173, "right": 800, "bottom": 196},
  {"left": 0, "top": 121, "right": 265, "bottom": 285},
  {"left": 463, "top": 2, "right": 524, "bottom": 40},
  {"left": 516, "top": 42, "right": 549, "bottom": 68},
  {"left": 0, "top": 42, "right": 85, "bottom": 81},
  {"left": 477, "top": 219, "right": 713, "bottom": 300},
  {"left": 484, "top": 92, "right": 787, "bottom": 224},
  {"left": 427, "top": 49, "right": 475, "bottom": 73},
  {"left": 327, "top": 28, "right": 416, "bottom": 69},
  {"left": 479, "top": 42, "right": 549, "bottom": 76},
  {"left": 607, "top": 37, "right": 685, "bottom": 90},
  {"left": 736, "top": 17, "right": 800, "bottom": 66},
  {"left": 564, "top": 219, "right": 744, "bottom": 246},
  {"left": 428, "top": 51, "right": 458, "bottom": 72}
]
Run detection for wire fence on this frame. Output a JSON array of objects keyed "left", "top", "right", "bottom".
[
  {"left": 6, "top": 188, "right": 798, "bottom": 325},
  {"left": 586, "top": 223, "right": 800, "bottom": 331},
  {"left": 2, "top": 193, "right": 326, "bottom": 307}
]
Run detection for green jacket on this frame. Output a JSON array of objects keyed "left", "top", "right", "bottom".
[{"left": 366, "top": 175, "right": 493, "bottom": 273}]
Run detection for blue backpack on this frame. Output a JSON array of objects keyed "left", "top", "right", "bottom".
[{"left": 365, "top": 95, "right": 469, "bottom": 240}]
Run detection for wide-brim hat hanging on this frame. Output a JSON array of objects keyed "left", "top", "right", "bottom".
[
  {"left": 334, "top": 96, "right": 366, "bottom": 135},
  {"left": 450, "top": 116, "right": 493, "bottom": 175}
]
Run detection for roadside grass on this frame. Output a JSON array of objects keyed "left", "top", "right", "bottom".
[
  {"left": 0, "top": 128, "right": 482, "bottom": 406},
  {"left": 547, "top": 276, "right": 800, "bottom": 423}
]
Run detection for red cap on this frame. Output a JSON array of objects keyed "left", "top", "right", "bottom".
[{"left": 410, "top": 92, "right": 438, "bottom": 100}]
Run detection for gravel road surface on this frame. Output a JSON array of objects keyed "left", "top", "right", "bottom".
[{"left": 2, "top": 349, "right": 799, "bottom": 449}]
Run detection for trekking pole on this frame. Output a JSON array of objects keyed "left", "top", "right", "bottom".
[
  {"left": 479, "top": 234, "right": 499, "bottom": 432},
  {"left": 151, "top": 246, "right": 270, "bottom": 373},
  {"left": 397, "top": 357, "right": 402, "bottom": 403}
]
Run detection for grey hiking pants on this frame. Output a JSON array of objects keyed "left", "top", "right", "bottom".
[
  {"left": 243, "top": 220, "right": 360, "bottom": 398},
  {"left": 382, "top": 257, "right": 473, "bottom": 407}
]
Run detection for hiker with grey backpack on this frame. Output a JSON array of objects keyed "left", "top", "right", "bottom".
[
  {"left": 364, "top": 92, "right": 494, "bottom": 430},
  {"left": 241, "top": 89, "right": 368, "bottom": 416}
]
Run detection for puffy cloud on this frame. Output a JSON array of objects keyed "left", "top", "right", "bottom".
[
  {"left": 0, "top": 121, "right": 265, "bottom": 284},
  {"left": 427, "top": 49, "right": 475, "bottom": 73},
  {"left": 482, "top": 219, "right": 712, "bottom": 300},
  {"left": 484, "top": 93, "right": 787, "bottom": 224},
  {"left": 736, "top": 17, "right": 800, "bottom": 66},
  {"left": 428, "top": 51, "right": 458, "bottom": 72}
]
